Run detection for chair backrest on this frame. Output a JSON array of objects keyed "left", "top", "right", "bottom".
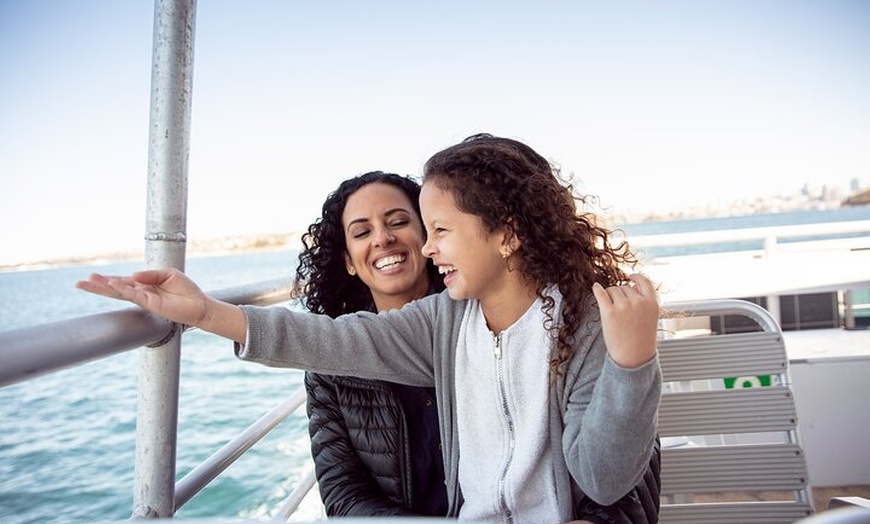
[{"left": 657, "top": 299, "right": 814, "bottom": 524}]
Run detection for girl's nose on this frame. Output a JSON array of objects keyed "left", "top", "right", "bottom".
[{"left": 421, "top": 237, "right": 434, "bottom": 258}]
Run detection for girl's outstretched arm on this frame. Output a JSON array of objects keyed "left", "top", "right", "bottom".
[
  {"left": 591, "top": 273, "right": 659, "bottom": 369},
  {"left": 75, "top": 268, "right": 248, "bottom": 343}
]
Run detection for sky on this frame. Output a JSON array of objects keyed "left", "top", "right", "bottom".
[{"left": 1, "top": 0, "right": 868, "bottom": 266}]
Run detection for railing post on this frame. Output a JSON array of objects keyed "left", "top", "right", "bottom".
[
  {"left": 843, "top": 290, "right": 856, "bottom": 329},
  {"left": 133, "top": 0, "right": 197, "bottom": 518},
  {"left": 763, "top": 234, "right": 782, "bottom": 327}
]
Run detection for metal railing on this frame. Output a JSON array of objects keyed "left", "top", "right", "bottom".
[
  {"left": 622, "top": 219, "right": 870, "bottom": 254},
  {"left": 629, "top": 219, "right": 870, "bottom": 326}
]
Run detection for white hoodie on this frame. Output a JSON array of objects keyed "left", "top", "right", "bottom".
[{"left": 455, "top": 291, "right": 565, "bottom": 524}]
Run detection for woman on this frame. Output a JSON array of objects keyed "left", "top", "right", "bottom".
[{"left": 294, "top": 171, "right": 447, "bottom": 516}]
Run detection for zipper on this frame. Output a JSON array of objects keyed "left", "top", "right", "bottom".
[{"left": 493, "top": 332, "right": 515, "bottom": 524}]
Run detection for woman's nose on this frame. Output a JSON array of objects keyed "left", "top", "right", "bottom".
[{"left": 373, "top": 229, "right": 395, "bottom": 247}]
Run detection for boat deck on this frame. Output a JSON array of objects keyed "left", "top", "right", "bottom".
[{"left": 783, "top": 327, "right": 870, "bottom": 362}]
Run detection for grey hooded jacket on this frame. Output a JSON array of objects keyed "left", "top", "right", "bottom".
[{"left": 236, "top": 290, "right": 661, "bottom": 519}]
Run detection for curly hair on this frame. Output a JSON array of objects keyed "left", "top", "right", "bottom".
[
  {"left": 293, "top": 171, "right": 445, "bottom": 318},
  {"left": 422, "top": 133, "right": 639, "bottom": 376}
]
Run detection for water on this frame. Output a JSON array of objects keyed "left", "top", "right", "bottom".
[
  {"left": 0, "top": 251, "right": 323, "bottom": 524},
  {"left": 1, "top": 208, "right": 869, "bottom": 524}
]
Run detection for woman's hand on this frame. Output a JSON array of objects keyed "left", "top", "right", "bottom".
[{"left": 592, "top": 273, "right": 660, "bottom": 368}]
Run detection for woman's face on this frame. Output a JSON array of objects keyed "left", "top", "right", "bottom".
[{"left": 343, "top": 182, "right": 430, "bottom": 312}]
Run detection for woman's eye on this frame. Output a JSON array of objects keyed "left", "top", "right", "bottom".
[
  {"left": 389, "top": 219, "right": 410, "bottom": 228},
  {"left": 351, "top": 230, "right": 370, "bottom": 239}
]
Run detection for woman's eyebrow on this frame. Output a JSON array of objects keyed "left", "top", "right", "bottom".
[
  {"left": 384, "top": 207, "right": 412, "bottom": 218},
  {"left": 346, "top": 207, "right": 411, "bottom": 230}
]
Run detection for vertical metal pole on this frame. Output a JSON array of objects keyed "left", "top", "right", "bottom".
[
  {"left": 843, "top": 290, "right": 856, "bottom": 329},
  {"left": 763, "top": 234, "right": 782, "bottom": 327},
  {"left": 133, "top": 0, "right": 197, "bottom": 518}
]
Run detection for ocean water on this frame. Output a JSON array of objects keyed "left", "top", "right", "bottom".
[
  {"left": 0, "top": 251, "right": 324, "bottom": 524},
  {"left": 1, "top": 208, "right": 868, "bottom": 524}
]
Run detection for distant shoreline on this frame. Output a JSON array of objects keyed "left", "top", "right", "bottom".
[
  {"left": 4, "top": 197, "right": 865, "bottom": 274},
  {"left": 0, "top": 232, "right": 302, "bottom": 274}
]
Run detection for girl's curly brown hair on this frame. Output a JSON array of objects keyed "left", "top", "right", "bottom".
[
  {"left": 293, "top": 171, "right": 444, "bottom": 318},
  {"left": 422, "top": 133, "right": 639, "bottom": 376}
]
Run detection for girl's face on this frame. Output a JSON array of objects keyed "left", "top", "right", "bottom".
[
  {"left": 342, "top": 182, "right": 430, "bottom": 312},
  {"left": 420, "top": 181, "right": 511, "bottom": 303}
]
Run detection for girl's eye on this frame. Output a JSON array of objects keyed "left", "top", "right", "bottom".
[
  {"left": 351, "top": 229, "right": 371, "bottom": 240},
  {"left": 389, "top": 219, "right": 410, "bottom": 228}
]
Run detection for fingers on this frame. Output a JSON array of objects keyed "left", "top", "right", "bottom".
[
  {"left": 593, "top": 273, "right": 661, "bottom": 368},
  {"left": 627, "top": 273, "right": 657, "bottom": 299},
  {"left": 131, "top": 269, "right": 170, "bottom": 286},
  {"left": 591, "top": 281, "right": 611, "bottom": 308},
  {"left": 76, "top": 273, "right": 144, "bottom": 303},
  {"left": 75, "top": 273, "right": 121, "bottom": 299},
  {"left": 593, "top": 274, "right": 657, "bottom": 304}
]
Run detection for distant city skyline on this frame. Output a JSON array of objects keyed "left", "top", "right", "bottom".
[
  {"left": 1, "top": 1, "right": 868, "bottom": 266},
  {"left": 2, "top": 178, "right": 863, "bottom": 272}
]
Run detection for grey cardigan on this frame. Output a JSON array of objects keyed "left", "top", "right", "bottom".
[{"left": 236, "top": 290, "right": 661, "bottom": 519}]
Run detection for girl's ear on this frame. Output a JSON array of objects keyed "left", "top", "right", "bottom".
[
  {"left": 499, "top": 220, "right": 521, "bottom": 258},
  {"left": 507, "top": 231, "right": 521, "bottom": 253}
]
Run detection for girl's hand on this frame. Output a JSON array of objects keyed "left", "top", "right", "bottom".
[
  {"left": 592, "top": 273, "right": 659, "bottom": 368},
  {"left": 76, "top": 268, "right": 209, "bottom": 327}
]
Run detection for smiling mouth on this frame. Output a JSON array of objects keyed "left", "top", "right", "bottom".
[
  {"left": 438, "top": 265, "right": 456, "bottom": 275},
  {"left": 375, "top": 254, "right": 407, "bottom": 270}
]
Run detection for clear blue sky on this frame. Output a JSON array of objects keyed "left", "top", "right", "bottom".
[{"left": 1, "top": 0, "right": 868, "bottom": 265}]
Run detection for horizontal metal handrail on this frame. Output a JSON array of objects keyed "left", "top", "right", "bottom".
[
  {"left": 0, "top": 307, "right": 171, "bottom": 388},
  {"left": 174, "top": 387, "right": 308, "bottom": 510},
  {"left": 622, "top": 219, "right": 870, "bottom": 249},
  {"left": 0, "top": 277, "right": 294, "bottom": 388},
  {"left": 275, "top": 468, "right": 318, "bottom": 519}
]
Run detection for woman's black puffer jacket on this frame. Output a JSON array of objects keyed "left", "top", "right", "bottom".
[
  {"left": 304, "top": 372, "right": 446, "bottom": 517},
  {"left": 575, "top": 437, "right": 662, "bottom": 524}
]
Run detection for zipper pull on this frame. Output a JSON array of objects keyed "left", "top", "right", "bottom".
[{"left": 493, "top": 332, "right": 502, "bottom": 359}]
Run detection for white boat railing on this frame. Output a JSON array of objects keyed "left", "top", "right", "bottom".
[
  {"left": 628, "top": 219, "right": 870, "bottom": 326},
  {"left": 172, "top": 387, "right": 309, "bottom": 512},
  {"left": 622, "top": 219, "right": 870, "bottom": 253}
]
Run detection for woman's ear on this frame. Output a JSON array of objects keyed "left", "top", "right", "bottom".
[{"left": 344, "top": 253, "right": 357, "bottom": 276}]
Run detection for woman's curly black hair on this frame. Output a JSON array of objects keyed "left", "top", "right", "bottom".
[
  {"left": 293, "top": 171, "right": 444, "bottom": 318},
  {"left": 423, "top": 133, "right": 640, "bottom": 376}
]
